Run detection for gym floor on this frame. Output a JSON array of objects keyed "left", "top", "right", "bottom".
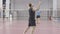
[{"left": 0, "top": 18, "right": 60, "bottom": 34}]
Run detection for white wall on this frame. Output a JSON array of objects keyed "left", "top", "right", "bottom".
[
  {"left": 57, "top": 0, "right": 60, "bottom": 9},
  {"left": 11, "top": 0, "right": 53, "bottom": 10},
  {"left": 10, "top": 0, "right": 53, "bottom": 20}
]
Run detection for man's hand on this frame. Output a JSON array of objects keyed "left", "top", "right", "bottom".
[{"left": 36, "top": 1, "right": 41, "bottom": 11}]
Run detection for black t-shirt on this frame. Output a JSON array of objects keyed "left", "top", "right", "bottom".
[{"left": 29, "top": 8, "right": 35, "bottom": 20}]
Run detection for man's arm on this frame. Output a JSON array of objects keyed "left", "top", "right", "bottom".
[{"left": 33, "top": 1, "right": 41, "bottom": 11}]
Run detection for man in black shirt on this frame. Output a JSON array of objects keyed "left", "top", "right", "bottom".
[{"left": 24, "top": 1, "right": 41, "bottom": 34}]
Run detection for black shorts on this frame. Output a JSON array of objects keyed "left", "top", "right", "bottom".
[
  {"left": 28, "top": 18, "right": 36, "bottom": 27},
  {"left": 36, "top": 15, "right": 40, "bottom": 18}
]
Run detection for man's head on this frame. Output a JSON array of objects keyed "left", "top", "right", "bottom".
[{"left": 29, "top": 3, "right": 33, "bottom": 8}]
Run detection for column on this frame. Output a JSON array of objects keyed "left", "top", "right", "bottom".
[
  {"left": 57, "top": 0, "right": 60, "bottom": 21},
  {"left": 0, "top": 0, "right": 3, "bottom": 18},
  {"left": 5, "top": 0, "right": 10, "bottom": 18},
  {"left": 52, "top": 0, "right": 57, "bottom": 21}
]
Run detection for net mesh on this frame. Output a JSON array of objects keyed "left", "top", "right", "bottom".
[{"left": 0, "top": 9, "right": 53, "bottom": 20}]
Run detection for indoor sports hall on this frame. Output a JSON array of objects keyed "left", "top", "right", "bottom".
[{"left": 0, "top": 0, "right": 60, "bottom": 34}]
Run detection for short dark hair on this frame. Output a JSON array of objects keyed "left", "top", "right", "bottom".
[{"left": 29, "top": 3, "right": 32, "bottom": 7}]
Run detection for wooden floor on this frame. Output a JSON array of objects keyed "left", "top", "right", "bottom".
[{"left": 0, "top": 18, "right": 60, "bottom": 34}]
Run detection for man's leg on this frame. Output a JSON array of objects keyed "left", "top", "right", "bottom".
[
  {"left": 24, "top": 27, "right": 30, "bottom": 34},
  {"left": 31, "top": 26, "right": 36, "bottom": 34}
]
